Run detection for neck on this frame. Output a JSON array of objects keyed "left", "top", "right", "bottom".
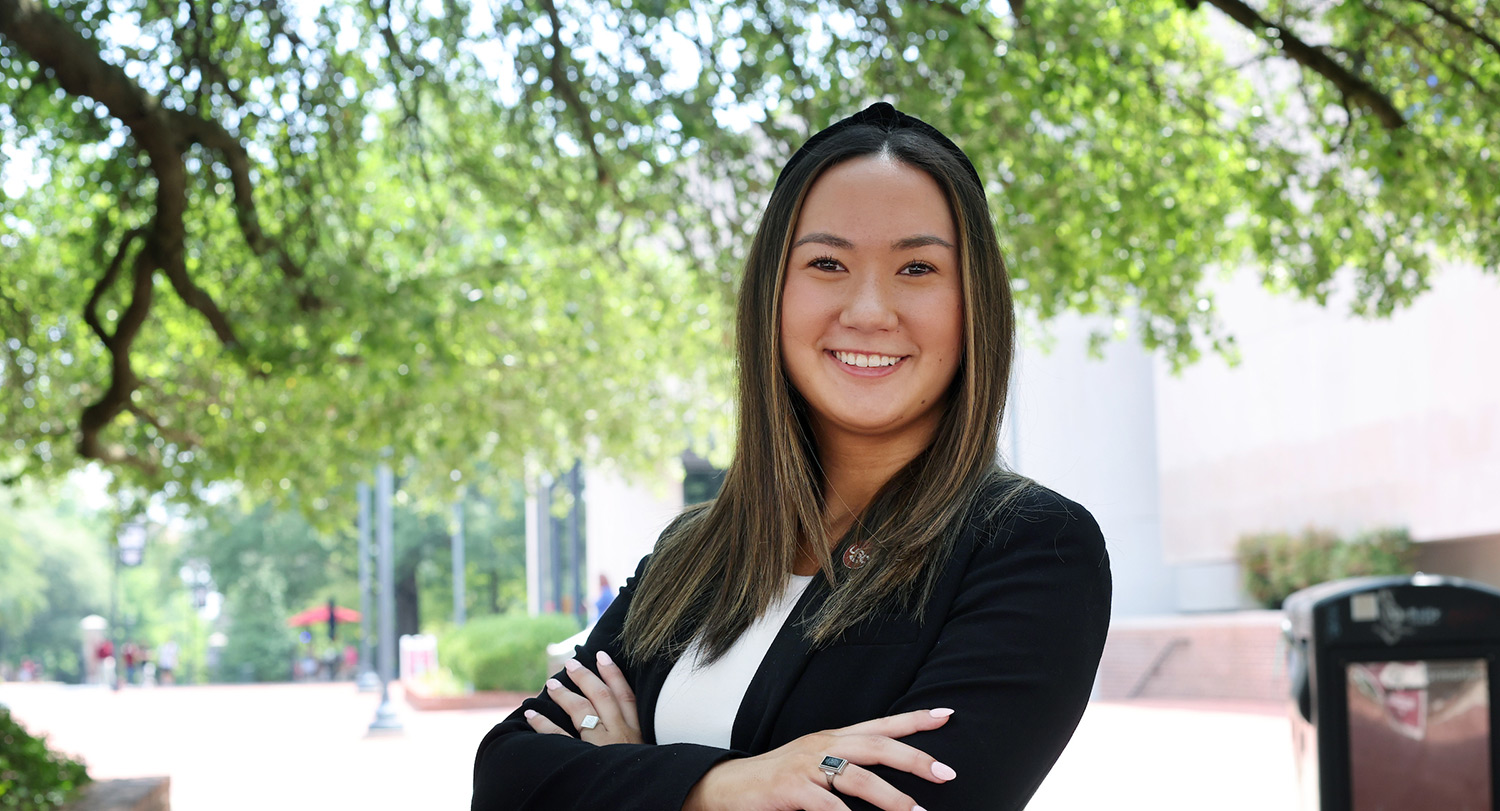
[{"left": 806, "top": 412, "right": 939, "bottom": 557}]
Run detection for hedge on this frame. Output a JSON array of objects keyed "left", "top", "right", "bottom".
[
  {"left": 439, "top": 612, "right": 582, "bottom": 692},
  {"left": 1237, "top": 526, "right": 1415, "bottom": 608}
]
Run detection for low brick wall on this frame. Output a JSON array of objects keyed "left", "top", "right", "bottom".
[
  {"left": 1096, "top": 611, "right": 1290, "bottom": 703},
  {"left": 65, "top": 777, "right": 170, "bottom": 811}
]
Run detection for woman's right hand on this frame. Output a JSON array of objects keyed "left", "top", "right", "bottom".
[{"left": 682, "top": 708, "right": 957, "bottom": 811}]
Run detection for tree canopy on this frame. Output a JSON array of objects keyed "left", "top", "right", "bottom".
[{"left": 1, "top": 0, "right": 1495, "bottom": 500}]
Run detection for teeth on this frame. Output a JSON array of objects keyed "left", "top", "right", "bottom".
[{"left": 834, "top": 351, "right": 902, "bottom": 368}]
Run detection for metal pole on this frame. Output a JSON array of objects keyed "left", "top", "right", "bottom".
[
  {"left": 452, "top": 495, "right": 466, "bottom": 627},
  {"left": 567, "top": 461, "right": 585, "bottom": 623},
  {"left": 356, "top": 482, "right": 379, "bottom": 691},
  {"left": 368, "top": 461, "right": 403, "bottom": 733},
  {"left": 109, "top": 547, "right": 121, "bottom": 690},
  {"left": 537, "top": 474, "right": 554, "bottom": 612}
]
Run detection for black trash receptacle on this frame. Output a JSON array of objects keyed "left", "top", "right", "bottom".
[{"left": 1283, "top": 575, "right": 1500, "bottom": 811}]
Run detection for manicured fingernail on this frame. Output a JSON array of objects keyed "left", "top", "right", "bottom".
[
  {"left": 563, "top": 659, "right": 581, "bottom": 672},
  {"left": 930, "top": 707, "right": 955, "bottom": 718},
  {"left": 596, "top": 651, "right": 614, "bottom": 667},
  {"left": 524, "top": 709, "right": 537, "bottom": 719},
  {"left": 545, "top": 678, "right": 562, "bottom": 690},
  {"left": 913, "top": 806, "right": 928, "bottom": 811},
  {"left": 931, "top": 761, "right": 957, "bottom": 781}
]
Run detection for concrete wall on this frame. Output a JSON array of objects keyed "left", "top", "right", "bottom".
[
  {"left": 583, "top": 465, "right": 683, "bottom": 615},
  {"left": 1156, "top": 264, "right": 1500, "bottom": 567},
  {"left": 1008, "top": 313, "right": 1176, "bottom": 617},
  {"left": 1413, "top": 533, "right": 1500, "bottom": 591}
]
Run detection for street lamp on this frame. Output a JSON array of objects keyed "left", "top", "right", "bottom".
[
  {"left": 117, "top": 522, "right": 147, "bottom": 565},
  {"left": 110, "top": 521, "right": 148, "bottom": 690}
]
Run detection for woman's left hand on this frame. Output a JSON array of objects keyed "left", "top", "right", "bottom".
[{"left": 525, "top": 650, "right": 643, "bottom": 746}]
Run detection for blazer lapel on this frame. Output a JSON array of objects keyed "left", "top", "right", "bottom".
[{"left": 729, "top": 575, "right": 831, "bottom": 752}]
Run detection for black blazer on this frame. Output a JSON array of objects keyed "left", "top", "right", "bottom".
[{"left": 472, "top": 484, "right": 1112, "bottom": 811}]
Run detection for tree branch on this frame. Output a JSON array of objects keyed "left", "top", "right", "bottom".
[
  {"left": 1367, "top": 2, "right": 1498, "bottom": 105},
  {"left": 1199, "top": 0, "right": 1407, "bottom": 129},
  {"left": 127, "top": 402, "right": 204, "bottom": 447},
  {"left": 178, "top": 115, "right": 315, "bottom": 294},
  {"left": 1405, "top": 0, "right": 1500, "bottom": 60},
  {"left": 77, "top": 247, "right": 156, "bottom": 471},
  {"left": 535, "top": 0, "right": 613, "bottom": 188},
  {"left": 84, "top": 227, "right": 147, "bottom": 349},
  {"left": 0, "top": 0, "right": 293, "bottom": 471}
]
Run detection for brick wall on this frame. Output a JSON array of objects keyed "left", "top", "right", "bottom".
[{"left": 1096, "top": 611, "right": 1290, "bottom": 702}]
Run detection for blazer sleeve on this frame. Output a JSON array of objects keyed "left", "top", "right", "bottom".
[
  {"left": 471, "top": 554, "right": 737, "bottom": 811},
  {"left": 847, "top": 487, "right": 1113, "bottom": 811}
]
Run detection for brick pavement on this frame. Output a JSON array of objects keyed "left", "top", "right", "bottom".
[{"left": 0, "top": 682, "right": 1297, "bottom": 810}]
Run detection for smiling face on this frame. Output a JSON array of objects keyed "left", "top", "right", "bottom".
[{"left": 779, "top": 155, "right": 963, "bottom": 454}]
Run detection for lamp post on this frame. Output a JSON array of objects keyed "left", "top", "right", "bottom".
[
  {"left": 110, "top": 522, "right": 148, "bottom": 690},
  {"left": 367, "top": 461, "right": 403, "bottom": 733},
  {"left": 356, "top": 481, "right": 380, "bottom": 691}
]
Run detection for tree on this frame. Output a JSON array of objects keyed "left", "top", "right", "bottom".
[
  {"left": 1, "top": 0, "right": 1494, "bottom": 500},
  {"left": 0, "top": 483, "right": 111, "bottom": 681}
]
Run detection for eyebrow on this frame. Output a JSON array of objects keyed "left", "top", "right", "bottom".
[{"left": 791, "top": 232, "right": 955, "bottom": 251}]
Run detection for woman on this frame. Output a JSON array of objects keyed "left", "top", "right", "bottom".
[{"left": 472, "top": 102, "right": 1112, "bottom": 811}]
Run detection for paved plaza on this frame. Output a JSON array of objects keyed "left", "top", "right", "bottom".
[{"left": 0, "top": 682, "right": 1298, "bottom": 810}]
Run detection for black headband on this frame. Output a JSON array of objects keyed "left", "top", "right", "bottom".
[{"left": 774, "top": 101, "right": 983, "bottom": 192}]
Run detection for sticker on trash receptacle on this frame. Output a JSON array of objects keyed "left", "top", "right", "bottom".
[{"left": 1351, "top": 593, "right": 1379, "bottom": 622}]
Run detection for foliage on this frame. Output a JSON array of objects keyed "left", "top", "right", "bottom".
[
  {"left": 1, "top": 0, "right": 1494, "bottom": 503},
  {"left": 439, "top": 612, "right": 581, "bottom": 692},
  {"left": 216, "top": 565, "right": 297, "bottom": 682},
  {"left": 0, "top": 482, "right": 110, "bottom": 681},
  {"left": 1237, "top": 526, "right": 1416, "bottom": 608},
  {"left": 189, "top": 500, "right": 351, "bottom": 619},
  {"left": 190, "top": 481, "right": 528, "bottom": 670},
  {"left": 416, "top": 484, "right": 528, "bottom": 629},
  {"left": 0, "top": 707, "right": 89, "bottom": 810},
  {"left": 410, "top": 666, "right": 470, "bottom": 698}
]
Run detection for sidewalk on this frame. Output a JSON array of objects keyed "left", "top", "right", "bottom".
[
  {"left": 1028, "top": 699, "right": 1298, "bottom": 810},
  {"left": 0, "top": 683, "right": 1296, "bottom": 809}
]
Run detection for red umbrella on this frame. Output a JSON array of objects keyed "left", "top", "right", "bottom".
[{"left": 286, "top": 604, "right": 362, "bottom": 626}]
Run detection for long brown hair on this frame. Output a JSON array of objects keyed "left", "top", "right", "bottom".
[{"left": 623, "top": 117, "right": 1029, "bottom": 664}]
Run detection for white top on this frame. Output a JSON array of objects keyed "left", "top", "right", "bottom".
[{"left": 653, "top": 574, "right": 815, "bottom": 748}]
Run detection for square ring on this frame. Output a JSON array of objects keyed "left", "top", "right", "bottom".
[
  {"left": 818, "top": 756, "right": 848, "bottom": 775},
  {"left": 580, "top": 714, "right": 600, "bottom": 730}
]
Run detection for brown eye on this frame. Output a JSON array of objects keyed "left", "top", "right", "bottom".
[
  {"left": 901, "top": 262, "right": 937, "bottom": 277},
  {"left": 810, "top": 257, "right": 844, "bottom": 272}
]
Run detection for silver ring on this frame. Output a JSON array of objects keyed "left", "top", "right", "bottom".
[
  {"left": 580, "top": 714, "right": 600, "bottom": 730},
  {"left": 818, "top": 755, "right": 848, "bottom": 790}
]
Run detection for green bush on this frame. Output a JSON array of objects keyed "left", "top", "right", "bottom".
[
  {"left": 439, "top": 612, "right": 581, "bottom": 692},
  {"left": 0, "top": 707, "right": 89, "bottom": 810},
  {"left": 1237, "top": 526, "right": 1416, "bottom": 608},
  {"left": 217, "top": 568, "right": 297, "bottom": 682}
]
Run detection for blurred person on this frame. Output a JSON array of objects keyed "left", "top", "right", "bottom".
[
  {"left": 472, "top": 103, "right": 1112, "bottom": 811},
  {"left": 123, "top": 642, "right": 139, "bottom": 686},
  {"left": 593, "top": 575, "right": 615, "bottom": 620},
  {"left": 157, "top": 639, "right": 179, "bottom": 685}
]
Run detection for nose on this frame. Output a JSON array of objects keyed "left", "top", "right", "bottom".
[{"left": 838, "top": 272, "right": 898, "bottom": 332}]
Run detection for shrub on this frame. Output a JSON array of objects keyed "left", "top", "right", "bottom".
[
  {"left": 1337, "top": 527, "right": 1415, "bottom": 578},
  {"left": 439, "top": 612, "right": 581, "bottom": 692},
  {"left": 0, "top": 707, "right": 90, "bottom": 810},
  {"left": 1237, "top": 526, "right": 1416, "bottom": 608}
]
